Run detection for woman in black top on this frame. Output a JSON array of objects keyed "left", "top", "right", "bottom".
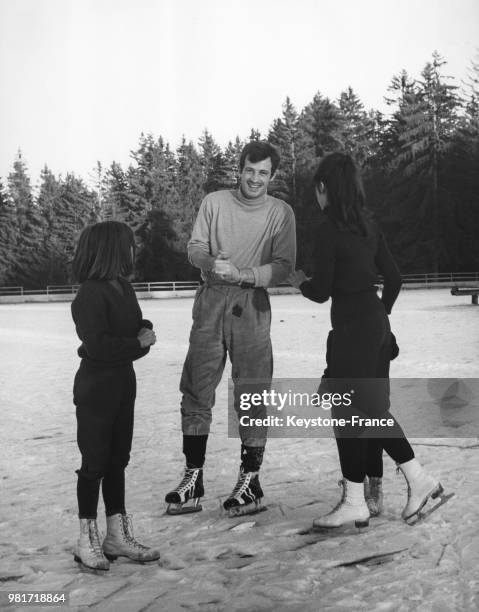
[
  {"left": 71, "top": 221, "right": 160, "bottom": 570},
  {"left": 290, "top": 153, "right": 443, "bottom": 528}
]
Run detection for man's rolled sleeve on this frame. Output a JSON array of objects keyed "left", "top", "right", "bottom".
[
  {"left": 187, "top": 198, "right": 215, "bottom": 271},
  {"left": 252, "top": 206, "right": 296, "bottom": 287}
]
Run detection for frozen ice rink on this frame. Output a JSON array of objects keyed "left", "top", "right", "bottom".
[{"left": 1, "top": 289, "right": 478, "bottom": 611}]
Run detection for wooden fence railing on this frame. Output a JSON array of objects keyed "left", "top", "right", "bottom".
[{"left": 0, "top": 273, "right": 478, "bottom": 297}]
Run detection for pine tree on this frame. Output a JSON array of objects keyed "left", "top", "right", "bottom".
[
  {"left": 52, "top": 173, "right": 97, "bottom": 283},
  {"left": 175, "top": 137, "right": 204, "bottom": 234},
  {"left": 199, "top": 131, "right": 231, "bottom": 193},
  {"left": 127, "top": 133, "right": 190, "bottom": 280},
  {"left": 390, "top": 53, "right": 461, "bottom": 272},
  {"left": 223, "top": 137, "right": 243, "bottom": 188},
  {"left": 0, "top": 180, "right": 18, "bottom": 285},
  {"left": 128, "top": 133, "right": 157, "bottom": 225},
  {"left": 37, "top": 166, "right": 65, "bottom": 284},
  {"left": 382, "top": 70, "right": 418, "bottom": 165},
  {"left": 337, "top": 87, "right": 377, "bottom": 166},
  {"left": 127, "top": 133, "right": 164, "bottom": 276},
  {"left": 460, "top": 51, "right": 479, "bottom": 143},
  {"left": 297, "top": 93, "right": 343, "bottom": 160},
  {"left": 443, "top": 51, "right": 479, "bottom": 270},
  {"left": 135, "top": 207, "right": 181, "bottom": 281},
  {"left": 128, "top": 134, "right": 179, "bottom": 223},
  {"left": 7, "top": 152, "right": 47, "bottom": 287},
  {"left": 8, "top": 151, "right": 33, "bottom": 226},
  {"left": 87, "top": 161, "right": 106, "bottom": 221},
  {"left": 102, "top": 162, "right": 132, "bottom": 221},
  {"left": 268, "top": 97, "right": 298, "bottom": 202}
]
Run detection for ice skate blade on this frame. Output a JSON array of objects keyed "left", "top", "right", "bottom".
[
  {"left": 166, "top": 500, "right": 203, "bottom": 516},
  {"left": 406, "top": 491, "right": 455, "bottom": 525},
  {"left": 312, "top": 519, "right": 370, "bottom": 532},
  {"left": 226, "top": 502, "right": 267, "bottom": 518},
  {"left": 73, "top": 554, "right": 109, "bottom": 572},
  {"left": 104, "top": 551, "right": 160, "bottom": 564}
]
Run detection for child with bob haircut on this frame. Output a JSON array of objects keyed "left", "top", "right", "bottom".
[{"left": 71, "top": 220, "right": 160, "bottom": 571}]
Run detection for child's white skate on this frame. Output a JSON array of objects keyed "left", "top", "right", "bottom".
[
  {"left": 398, "top": 459, "right": 454, "bottom": 525},
  {"left": 74, "top": 518, "right": 109, "bottom": 571},
  {"left": 405, "top": 485, "right": 455, "bottom": 525}
]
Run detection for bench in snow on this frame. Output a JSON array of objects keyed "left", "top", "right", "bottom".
[{"left": 450, "top": 286, "right": 479, "bottom": 305}]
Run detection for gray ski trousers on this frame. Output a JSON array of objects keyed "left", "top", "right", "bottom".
[{"left": 180, "top": 283, "right": 273, "bottom": 447}]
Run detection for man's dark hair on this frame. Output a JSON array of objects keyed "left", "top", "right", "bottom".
[
  {"left": 239, "top": 141, "right": 280, "bottom": 176},
  {"left": 72, "top": 221, "right": 135, "bottom": 283}
]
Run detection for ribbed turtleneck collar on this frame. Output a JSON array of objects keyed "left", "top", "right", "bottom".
[{"left": 234, "top": 188, "right": 268, "bottom": 207}]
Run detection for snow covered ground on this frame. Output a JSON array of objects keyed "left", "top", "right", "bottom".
[{"left": 0, "top": 289, "right": 478, "bottom": 612}]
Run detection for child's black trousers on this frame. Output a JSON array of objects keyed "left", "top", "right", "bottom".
[{"left": 74, "top": 361, "right": 136, "bottom": 518}]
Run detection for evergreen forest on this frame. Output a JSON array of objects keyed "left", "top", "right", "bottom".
[{"left": 1, "top": 52, "right": 478, "bottom": 288}]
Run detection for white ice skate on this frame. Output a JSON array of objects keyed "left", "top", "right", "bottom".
[
  {"left": 313, "top": 479, "right": 370, "bottom": 530},
  {"left": 74, "top": 518, "right": 109, "bottom": 571},
  {"left": 165, "top": 467, "right": 204, "bottom": 515},
  {"left": 102, "top": 513, "right": 160, "bottom": 563},
  {"left": 397, "top": 459, "right": 454, "bottom": 525}
]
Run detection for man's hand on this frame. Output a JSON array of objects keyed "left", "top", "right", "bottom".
[
  {"left": 288, "top": 269, "right": 311, "bottom": 289},
  {"left": 212, "top": 251, "right": 241, "bottom": 283},
  {"left": 138, "top": 327, "right": 156, "bottom": 348}
]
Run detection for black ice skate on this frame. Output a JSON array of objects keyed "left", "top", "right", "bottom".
[
  {"left": 223, "top": 468, "right": 266, "bottom": 518},
  {"left": 165, "top": 467, "right": 204, "bottom": 515}
]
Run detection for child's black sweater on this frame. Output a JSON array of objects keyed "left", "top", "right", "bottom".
[
  {"left": 71, "top": 277, "right": 152, "bottom": 368},
  {"left": 300, "top": 216, "right": 401, "bottom": 325}
]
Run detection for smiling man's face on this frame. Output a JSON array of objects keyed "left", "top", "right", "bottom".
[{"left": 239, "top": 156, "right": 273, "bottom": 200}]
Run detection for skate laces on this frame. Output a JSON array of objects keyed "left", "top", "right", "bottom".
[
  {"left": 329, "top": 480, "right": 347, "bottom": 513},
  {"left": 396, "top": 466, "right": 412, "bottom": 497},
  {"left": 230, "top": 470, "right": 254, "bottom": 499},
  {"left": 175, "top": 468, "right": 199, "bottom": 495},
  {"left": 121, "top": 515, "right": 148, "bottom": 551},
  {"left": 88, "top": 521, "right": 105, "bottom": 557}
]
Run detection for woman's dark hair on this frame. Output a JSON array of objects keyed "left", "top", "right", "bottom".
[
  {"left": 314, "top": 152, "right": 368, "bottom": 235},
  {"left": 239, "top": 141, "right": 280, "bottom": 176},
  {"left": 72, "top": 221, "right": 135, "bottom": 283}
]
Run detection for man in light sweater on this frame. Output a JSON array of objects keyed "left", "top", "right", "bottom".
[{"left": 165, "top": 141, "right": 296, "bottom": 517}]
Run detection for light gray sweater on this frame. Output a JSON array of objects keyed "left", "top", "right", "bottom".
[{"left": 187, "top": 189, "right": 296, "bottom": 287}]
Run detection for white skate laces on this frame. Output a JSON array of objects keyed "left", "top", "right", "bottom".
[
  {"left": 85, "top": 521, "right": 105, "bottom": 559},
  {"left": 223, "top": 468, "right": 265, "bottom": 517},
  {"left": 313, "top": 479, "right": 370, "bottom": 530},
  {"left": 120, "top": 514, "right": 149, "bottom": 552},
  {"left": 74, "top": 519, "right": 109, "bottom": 571},
  {"left": 90, "top": 522, "right": 104, "bottom": 555},
  {"left": 230, "top": 470, "right": 257, "bottom": 505},
  {"left": 103, "top": 513, "right": 161, "bottom": 562},
  {"left": 165, "top": 467, "right": 203, "bottom": 515},
  {"left": 175, "top": 468, "right": 200, "bottom": 500},
  {"left": 329, "top": 479, "right": 347, "bottom": 512}
]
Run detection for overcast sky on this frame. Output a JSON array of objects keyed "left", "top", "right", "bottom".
[{"left": 1, "top": 0, "right": 478, "bottom": 183}]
